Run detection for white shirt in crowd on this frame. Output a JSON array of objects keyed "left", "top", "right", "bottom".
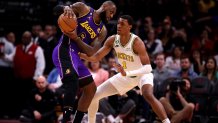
[
  {"left": 4, "top": 42, "right": 45, "bottom": 80},
  {"left": 0, "top": 37, "right": 15, "bottom": 67}
]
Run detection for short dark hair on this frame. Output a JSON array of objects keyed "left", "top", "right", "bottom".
[
  {"left": 155, "top": 52, "right": 165, "bottom": 60},
  {"left": 119, "top": 15, "right": 134, "bottom": 26},
  {"left": 181, "top": 54, "right": 190, "bottom": 61}
]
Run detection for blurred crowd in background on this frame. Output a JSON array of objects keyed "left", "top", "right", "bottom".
[{"left": 0, "top": 0, "right": 218, "bottom": 123}]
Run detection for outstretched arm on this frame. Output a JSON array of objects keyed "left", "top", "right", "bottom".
[{"left": 79, "top": 35, "right": 115, "bottom": 62}]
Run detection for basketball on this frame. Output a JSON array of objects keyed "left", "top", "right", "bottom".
[{"left": 58, "top": 13, "right": 77, "bottom": 32}]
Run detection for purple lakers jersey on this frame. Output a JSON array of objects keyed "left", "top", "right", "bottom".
[{"left": 70, "top": 7, "right": 104, "bottom": 52}]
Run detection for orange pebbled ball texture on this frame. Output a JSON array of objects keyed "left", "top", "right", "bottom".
[{"left": 58, "top": 14, "right": 77, "bottom": 32}]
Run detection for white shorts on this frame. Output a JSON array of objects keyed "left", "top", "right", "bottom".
[{"left": 109, "top": 73, "right": 154, "bottom": 95}]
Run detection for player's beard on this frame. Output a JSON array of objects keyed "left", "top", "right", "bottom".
[
  {"left": 181, "top": 68, "right": 189, "bottom": 72},
  {"left": 100, "top": 11, "right": 108, "bottom": 24}
]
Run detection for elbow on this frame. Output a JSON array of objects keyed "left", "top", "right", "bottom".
[{"left": 86, "top": 48, "right": 98, "bottom": 56}]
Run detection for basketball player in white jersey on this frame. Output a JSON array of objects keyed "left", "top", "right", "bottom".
[{"left": 79, "top": 15, "right": 170, "bottom": 123}]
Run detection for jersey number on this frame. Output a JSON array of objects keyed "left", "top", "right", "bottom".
[{"left": 122, "top": 61, "right": 127, "bottom": 69}]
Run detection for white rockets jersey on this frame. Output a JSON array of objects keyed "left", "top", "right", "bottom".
[{"left": 113, "top": 33, "right": 143, "bottom": 71}]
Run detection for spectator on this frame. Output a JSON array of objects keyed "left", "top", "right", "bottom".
[
  {"left": 153, "top": 53, "right": 171, "bottom": 92},
  {"left": 4, "top": 31, "right": 45, "bottom": 81},
  {"left": 153, "top": 52, "right": 172, "bottom": 104},
  {"left": 106, "top": 56, "right": 116, "bottom": 71},
  {"left": 159, "top": 77, "right": 195, "bottom": 123},
  {"left": 168, "top": 28, "right": 189, "bottom": 53},
  {"left": 159, "top": 16, "right": 175, "bottom": 53},
  {"left": 19, "top": 76, "right": 57, "bottom": 123},
  {"left": 47, "top": 67, "right": 62, "bottom": 92},
  {"left": 39, "top": 24, "right": 58, "bottom": 75},
  {"left": 139, "top": 16, "right": 154, "bottom": 40},
  {"left": 3, "top": 31, "right": 45, "bottom": 116},
  {"left": 100, "top": 91, "right": 137, "bottom": 123},
  {"left": 191, "top": 27, "right": 214, "bottom": 58},
  {"left": 144, "top": 28, "right": 163, "bottom": 59},
  {"left": 31, "top": 24, "right": 44, "bottom": 44},
  {"left": 171, "top": 55, "right": 198, "bottom": 80},
  {"left": 5, "top": 32, "right": 16, "bottom": 46},
  {"left": 190, "top": 49, "right": 205, "bottom": 75},
  {"left": 200, "top": 56, "right": 218, "bottom": 85},
  {"left": 88, "top": 61, "right": 109, "bottom": 87},
  {"left": 165, "top": 46, "right": 183, "bottom": 74},
  {"left": 0, "top": 32, "right": 15, "bottom": 118}
]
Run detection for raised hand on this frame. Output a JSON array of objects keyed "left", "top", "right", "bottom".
[{"left": 63, "top": 6, "right": 73, "bottom": 18}]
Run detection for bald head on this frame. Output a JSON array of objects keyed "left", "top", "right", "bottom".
[
  {"left": 103, "top": 0, "right": 115, "bottom": 6},
  {"left": 99, "top": 0, "right": 116, "bottom": 24},
  {"left": 102, "top": 0, "right": 116, "bottom": 10},
  {"left": 37, "top": 75, "right": 46, "bottom": 83},
  {"left": 22, "top": 31, "right": 32, "bottom": 45},
  {"left": 36, "top": 76, "right": 48, "bottom": 90}
]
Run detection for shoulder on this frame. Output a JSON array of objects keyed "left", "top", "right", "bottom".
[
  {"left": 72, "top": 2, "right": 87, "bottom": 9},
  {"left": 36, "top": 45, "right": 44, "bottom": 52},
  {"left": 72, "top": 2, "right": 90, "bottom": 16},
  {"left": 131, "top": 35, "right": 147, "bottom": 54},
  {"left": 155, "top": 39, "right": 162, "bottom": 44},
  {"left": 104, "top": 35, "right": 116, "bottom": 46},
  {"left": 132, "top": 35, "right": 144, "bottom": 48},
  {"left": 108, "top": 35, "right": 116, "bottom": 42}
]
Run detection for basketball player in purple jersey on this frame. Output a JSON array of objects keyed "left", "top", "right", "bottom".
[{"left": 52, "top": 1, "right": 116, "bottom": 123}]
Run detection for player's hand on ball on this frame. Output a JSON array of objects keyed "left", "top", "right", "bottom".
[
  {"left": 64, "top": 6, "right": 73, "bottom": 18},
  {"left": 113, "top": 63, "right": 126, "bottom": 76}
]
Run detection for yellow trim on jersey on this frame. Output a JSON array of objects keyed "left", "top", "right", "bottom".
[
  {"left": 98, "top": 25, "right": 104, "bottom": 34},
  {"left": 93, "top": 10, "right": 102, "bottom": 26}
]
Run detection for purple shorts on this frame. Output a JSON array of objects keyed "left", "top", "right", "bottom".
[{"left": 52, "top": 35, "right": 93, "bottom": 87}]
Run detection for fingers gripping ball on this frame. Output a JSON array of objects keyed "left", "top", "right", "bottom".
[{"left": 58, "top": 14, "right": 77, "bottom": 32}]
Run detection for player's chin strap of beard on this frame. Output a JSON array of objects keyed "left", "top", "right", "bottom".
[{"left": 125, "top": 64, "right": 152, "bottom": 76}]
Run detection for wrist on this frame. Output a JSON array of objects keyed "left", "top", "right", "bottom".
[
  {"left": 122, "top": 71, "right": 127, "bottom": 76},
  {"left": 124, "top": 71, "right": 128, "bottom": 76},
  {"left": 73, "top": 36, "right": 80, "bottom": 41}
]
